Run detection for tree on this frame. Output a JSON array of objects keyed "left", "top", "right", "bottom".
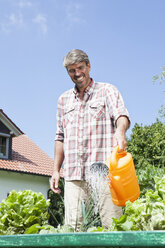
[
  {"left": 127, "top": 67, "right": 165, "bottom": 169},
  {"left": 126, "top": 68, "right": 165, "bottom": 196},
  {"left": 127, "top": 120, "right": 165, "bottom": 169},
  {"left": 127, "top": 120, "right": 165, "bottom": 196},
  {"left": 153, "top": 67, "right": 165, "bottom": 120},
  {"left": 153, "top": 66, "right": 165, "bottom": 85}
]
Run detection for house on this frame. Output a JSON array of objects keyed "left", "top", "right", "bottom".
[{"left": 0, "top": 109, "right": 54, "bottom": 202}]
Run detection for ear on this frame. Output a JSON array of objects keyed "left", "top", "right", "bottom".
[{"left": 87, "top": 63, "right": 91, "bottom": 71}]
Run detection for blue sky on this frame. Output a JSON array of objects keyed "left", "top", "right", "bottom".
[{"left": 0, "top": 0, "right": 165, "bottom": 158}]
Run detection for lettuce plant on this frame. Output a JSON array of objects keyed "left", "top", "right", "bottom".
[{"left": 0, "top": 190, "right": 50, "bottom": 235}]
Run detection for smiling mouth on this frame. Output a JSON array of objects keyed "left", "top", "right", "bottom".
[{"left": 75, "top": 76, "right": 84, "bottom": 82}]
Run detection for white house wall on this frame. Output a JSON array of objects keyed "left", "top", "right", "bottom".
[{"left": 0, "top": 170, "right": 50, "bottom": 202}]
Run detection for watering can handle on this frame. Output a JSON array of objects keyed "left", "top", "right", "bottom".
[
  {"left": 110, "top": 145, "right": 127, "bottom": 171},
  {"left": 110, "top": 146, "right": 119, "bottom": 171}
]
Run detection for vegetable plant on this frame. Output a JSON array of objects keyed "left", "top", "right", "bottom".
[{"left": 0, "top": 190, "right": 50, "bottom": 235}]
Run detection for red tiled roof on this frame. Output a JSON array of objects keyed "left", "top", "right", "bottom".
[{"left": 0, "top": 134, "right": 54, "bottom": 176}]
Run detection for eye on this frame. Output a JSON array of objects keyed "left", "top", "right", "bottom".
[
  {"left": 68, "top": 69, "right": 75, "bottom": 74},
  {"left": 78, "top": 66, "right": 83, "bottom": 70}
]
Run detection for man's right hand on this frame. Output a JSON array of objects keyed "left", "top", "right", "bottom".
[{"left": 50, "top": 171, "right": 61, "bottom": 194}]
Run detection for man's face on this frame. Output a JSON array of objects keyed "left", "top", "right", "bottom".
[{"left": 67, "top": 62, "right": 91, "bottom": 91}]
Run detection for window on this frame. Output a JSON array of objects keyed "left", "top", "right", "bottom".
[{"left": 0, "top": 134, "right": 9, "bottom": 159}]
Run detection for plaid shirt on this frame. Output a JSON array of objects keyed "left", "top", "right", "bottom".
[{"left": 55, "top": 80, "right": 130, "bottom": 180}]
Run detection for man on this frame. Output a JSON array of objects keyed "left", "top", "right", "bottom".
[{"left": 50, "top": 49, "right": 130, "bottom": 231}]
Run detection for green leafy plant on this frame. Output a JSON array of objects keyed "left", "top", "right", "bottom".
[
  {"left": 78, "top": 196, "right": 101, "bottom": 232},
  {"left": 39, "top": 224, "right": 74, "bottom": 234},
  {"left": 136, "top": 164, "right": 165, "bottom": 196},
  {"left": 0, "top": 190, "right": 50, "bottom": 235}
]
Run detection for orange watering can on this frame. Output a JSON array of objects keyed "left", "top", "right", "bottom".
[{"left": 105, "top": 146, "right": 140, "bottom": 207}]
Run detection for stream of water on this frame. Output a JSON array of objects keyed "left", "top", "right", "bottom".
[{"left": 87, "top": 163, "right": 110, "bottom": 215}]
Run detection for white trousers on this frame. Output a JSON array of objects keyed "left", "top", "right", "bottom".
[{"left": 64, "top": 179, "right": 122, "bottom": 231}]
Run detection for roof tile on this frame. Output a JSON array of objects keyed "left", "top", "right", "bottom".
[{"left": 0, "top": 134, "right": 54, "bottom": 176}]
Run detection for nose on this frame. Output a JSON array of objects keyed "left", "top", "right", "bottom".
[{"left": 74, "top": 69, "right": 81, "bottom": 76}]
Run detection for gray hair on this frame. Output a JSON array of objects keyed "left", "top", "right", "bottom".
[{"left": 63, "top": 49, "right": 90, "bottom": 67}]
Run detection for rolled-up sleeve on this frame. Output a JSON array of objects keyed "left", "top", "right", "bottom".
[{"left": 106, "top": 85, "right": 130, "bottom": 127}]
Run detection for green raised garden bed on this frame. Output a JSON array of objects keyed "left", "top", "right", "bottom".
[{"left": 0, "top": 231, "right": 165, "bottom": 248}]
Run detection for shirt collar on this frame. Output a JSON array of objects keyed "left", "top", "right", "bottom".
[{"left": 73, "top": 78, "right": 94, "bottom": 97}]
